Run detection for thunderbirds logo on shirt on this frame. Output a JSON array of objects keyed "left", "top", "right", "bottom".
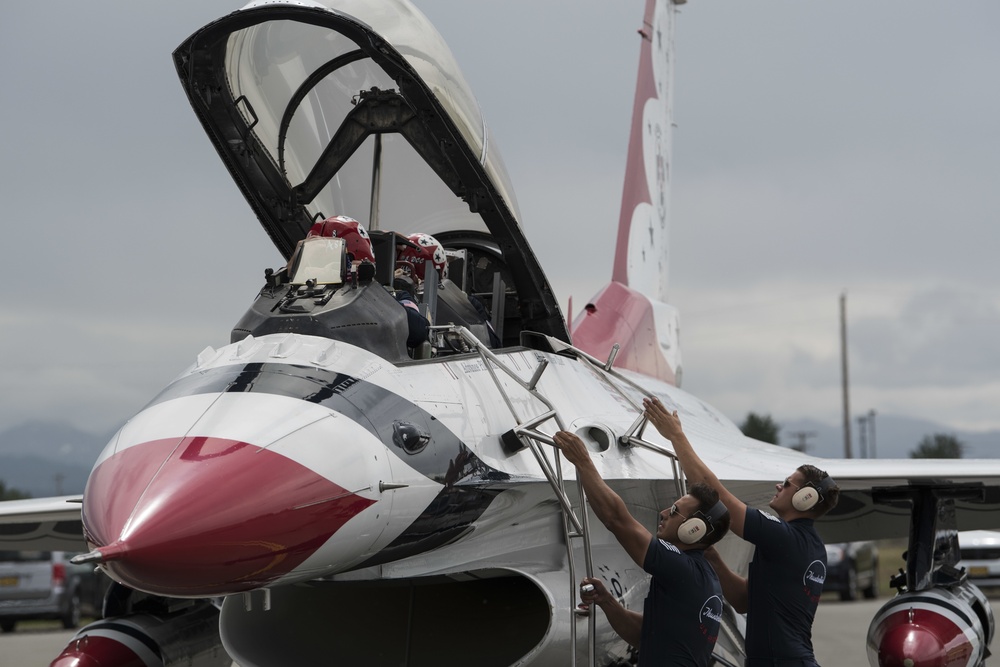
[
  {"left": 760, "top": 510, "right": 780, "bottom": 523},
  {"left": 698, "top": 595, "right": 723, "bottom": 643},
  {"left": 802, "top": 560, "right": 827, "bottom": 602}
]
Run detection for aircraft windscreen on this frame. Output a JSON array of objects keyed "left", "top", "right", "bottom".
[
  {"left": 219, "top": 6, "right": 518, "bottom": 237},
  {"left": 289, "top": 236, "right": 345, "bottom": 285}
]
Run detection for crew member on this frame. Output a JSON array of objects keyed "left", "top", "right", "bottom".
[
  {"left": 554, "top": 430, "right": 730, "bottom": 666},
  {"left": 306, "top": 215, "right": 374, "bottom": 265},
  {"left": 642, "top": 396, "right": 840, "bottom": 667},
  {"left": 396, "top": 232, "right": 449, "bottom": 282},
  {"left": 397, "top": 232, "right": 501, "bottom": 348},
  {"left": 308, "top": 216, "right": 429, "bottom": 350}
]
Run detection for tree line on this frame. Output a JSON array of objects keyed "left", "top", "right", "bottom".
[
  {"left": 738, "top": 411, "right": 965, "bottom": 458},
  {"left": 0, "top": 480, "right": 31, "bottom": 501}
]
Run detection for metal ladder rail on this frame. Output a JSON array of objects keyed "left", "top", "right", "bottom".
[
  {"left": 441, "top": 325, "right": 596, "bottom": 667},
  {"left": 442, "top": 328, "right": 592, "bottom": 551},
  {"left": 568, "top": 343, "right": 688, "bottom": 499},
  {"left": 618, "top": 414, "right": 687, "bottom": 499}
]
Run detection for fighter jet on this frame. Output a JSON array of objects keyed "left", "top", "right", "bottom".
[{"left": 2, "top": 1, "right": 998, "bottom": 665}]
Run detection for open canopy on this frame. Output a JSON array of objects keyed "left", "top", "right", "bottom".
[{"left": 174, "top": 0, "right": 567, "bottom": 340}]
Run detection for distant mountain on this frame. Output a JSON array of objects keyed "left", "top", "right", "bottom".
[
  {"left": 778, "top": 414, "right": 1000, "bottom": 460},
  {"left": 0, "top": 421, "right": 109, "bottom": 497}
]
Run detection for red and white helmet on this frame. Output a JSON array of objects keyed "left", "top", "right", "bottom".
[
  {"left": 398, "top": 233, "right": 447, "bottom": 281},
  {"left": 307, "top": 215, "right": 374, "bottom": 264}
]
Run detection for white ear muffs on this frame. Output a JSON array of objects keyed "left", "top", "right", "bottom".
[
  {"left": 677, "top": 517, "right": 708, "bottom": 545},
  {"left": 792, "top": 486, "right": 820, "bottom": 512}
]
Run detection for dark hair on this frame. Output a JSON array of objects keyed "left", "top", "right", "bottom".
[
  {"left": 688, "top": 482, "right": 731, "bottom": 546},
  {"left": 797, "top": 464, "right": 840, "bottom": 517}
]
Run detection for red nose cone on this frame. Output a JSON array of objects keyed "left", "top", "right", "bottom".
[{"left": 83, "top": 436, "right": 375, "bottom": 596}]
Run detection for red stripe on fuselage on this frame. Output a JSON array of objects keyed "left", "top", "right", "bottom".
[{"left": 83, "top": 436, "right": 374, "bottom": 596}]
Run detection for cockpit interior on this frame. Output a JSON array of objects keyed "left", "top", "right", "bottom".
[{"left": 231, "top": 227, "right": 518, "bottom": 363}]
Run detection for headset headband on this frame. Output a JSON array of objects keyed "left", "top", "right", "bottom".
[
  {"left": 812, "top": 474, "right": 836, "bottom": 499},
  {"left": 694, "top": 499, "right": 728, "bottom": 535}
]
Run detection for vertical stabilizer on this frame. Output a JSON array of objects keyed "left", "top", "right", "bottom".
[
  {"left": 612, "top": 0, "right": 678, "bottom": 300},
  {"left": 571, "top": 0, "right": 683, "bottom": 386}
]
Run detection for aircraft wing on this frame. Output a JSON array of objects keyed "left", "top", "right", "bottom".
[
  {"left": 634, "top": 387, "right": 1000, "bottom": 545},
  {"left": 0, "top": 495, "right": 87, "bottom": 552},
  {"left": 813, "top": 456, "right": 1000, "bottom": 543}
]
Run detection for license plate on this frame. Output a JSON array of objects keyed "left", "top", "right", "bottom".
[
  {"left": 0, "top": 576, "right": 18, "bottom": 587},
  {"left": 969, "top": 566, "right": 989, "bottom": 577}
]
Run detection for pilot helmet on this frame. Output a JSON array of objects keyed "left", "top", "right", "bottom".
[
  {"left": 397, "top": 233, "right": 448, "bottom": 281},
  {"left": 307, "top": 215, "right": 374, "bottom": 264}
]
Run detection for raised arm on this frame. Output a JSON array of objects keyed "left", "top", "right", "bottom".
[
  {"left": 553, "top": 431, "right": 651, "bottom": 567},
  {"left": 580, "top": 577, "right": 643, "bottom": 647},
  {"left": 643, "top": 397, "right": 748, "bottom": 537},
  {"left": 703, "top": 546, "right": 749, "bottom": 613}
]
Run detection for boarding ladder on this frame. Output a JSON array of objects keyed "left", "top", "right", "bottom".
[{"left": 441, "top": 326, "right": 687, "bottom": 667}]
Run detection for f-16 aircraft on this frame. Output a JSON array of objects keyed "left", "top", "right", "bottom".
[{"left": 2, "top": 1, "right": 999, "bottom": 665}]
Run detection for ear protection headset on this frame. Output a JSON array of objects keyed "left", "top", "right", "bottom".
[
  {"left": 677, "top": 499, "right": 728, "bottom": 545},
  {"left": 791, "top": 475, "right": 836, "bottom": 512}
]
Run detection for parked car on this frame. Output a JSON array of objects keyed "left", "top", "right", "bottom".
[
  {"left": 0, "top": 550, "right": 110, "bottom": 632},
  {"left": 825, "top": 541, "right": 879, "bottom": 601},
  {"left": 957, "top": 530, "right": 1000, "bottom": 587}
]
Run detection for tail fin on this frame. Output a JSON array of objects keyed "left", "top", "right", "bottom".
[{"left": 570, "top": 0, "right": 683, "bottom": 386}]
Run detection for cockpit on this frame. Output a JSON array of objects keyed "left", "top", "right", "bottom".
[
  {"left": 232, "top": 225, "right": 510, "bottom": 362},
  {"left": 174, "top": 1, "right": 568, "bottom": 361}
]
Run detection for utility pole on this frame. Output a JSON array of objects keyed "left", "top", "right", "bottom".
[
  {"left": 868, "top": 409, "right": 877, "bottom": 458},
  {"left": 787, "top": 430, "right": 817, "bottom": 453},
  {"left": 857, "top": 415, "right": 868, "bottom": 458},
  {"left": 840, "top": 292, "right": 852, "bottom": 458}
]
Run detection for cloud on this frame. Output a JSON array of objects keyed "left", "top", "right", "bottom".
[
  {"left": 852, "top": 285, "right": 1000, "bottom": 387},
  {"left": 2, "top": 0, "right": 998, "bottom": 440}
]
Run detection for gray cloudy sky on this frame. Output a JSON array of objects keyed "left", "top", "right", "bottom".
[{"left": 1, "top": 1, "right": 998, "bottom": 440}]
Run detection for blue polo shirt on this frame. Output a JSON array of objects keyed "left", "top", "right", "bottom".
[
  {"left": 743, "top": 507, "right": 827, "bottom": 661},
  {"left": 640, "top": 537, "right": 723, "bottom": 666}
]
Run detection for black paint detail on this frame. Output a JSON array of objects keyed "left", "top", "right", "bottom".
[
  {"left": 54, "top": 521, "right": 84, "bottom": 536},
  {"left": 884, "top": 593, "right": 973, "bottom": 627},
  {"left": 144, "top": 362, "right": 510, "bottom": 562},
  {"left": 84, "top": 619, "right": 164, "bottom": 661},
  {"left": 0, "top": 523, "right": 39, "bottom": 535}
]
